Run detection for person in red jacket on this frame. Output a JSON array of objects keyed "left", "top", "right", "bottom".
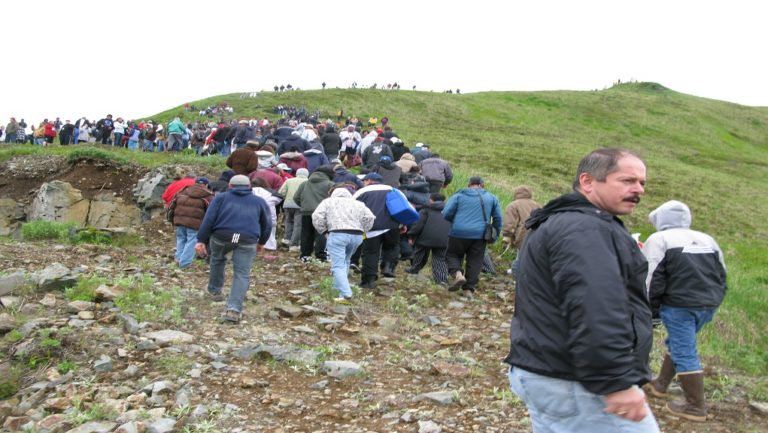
[
  {"left": 162, "top": 174, "right": 197, "bottom": 207},
  {"left": 43, "top": 121, "right": 57, "bottom": 146}
]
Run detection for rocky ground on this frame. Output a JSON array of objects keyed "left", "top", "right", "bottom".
[{"left": 0, "top": 158, "right": 766, "bottom": 433}]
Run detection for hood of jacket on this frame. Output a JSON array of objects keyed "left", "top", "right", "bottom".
[
  {"left": 308, "top": 171, "right": 331, "bottom": 183},
  {"left": 280, "top": 151, "right": 304, "bottom": 160},
  {"left": 331, "top": 188, "right": 352, "bottom": 198},
  {"left": 526, "top": 191, "right": 616, "bottom": 230},
  {"left": 514, "top": 185, "right": 533, "bottom": 200},
  {"left": 648, "top": 200, "right": 691, "bottom": 231}
]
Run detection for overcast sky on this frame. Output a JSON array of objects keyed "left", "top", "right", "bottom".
[{"left": 2, "top": 0, "right": 766, "bottom": 129}]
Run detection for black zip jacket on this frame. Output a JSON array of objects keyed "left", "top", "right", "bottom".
[{"left": 504, "top": 192, "right": 653, "bottom": 395}]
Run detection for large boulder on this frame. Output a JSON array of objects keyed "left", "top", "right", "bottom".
[
  {"left": 87, "top": 192, "right": 141, "bottom": 228},
  {"left": 0, "top": 198, "right": 24, "bottom": 237},
  {"left": 27, "top": 181, "right": 90, "bottom": 226}
]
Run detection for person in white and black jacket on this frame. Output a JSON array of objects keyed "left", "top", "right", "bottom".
[{"left": 642, "top": 200, "right": 726, "bottom": 422}]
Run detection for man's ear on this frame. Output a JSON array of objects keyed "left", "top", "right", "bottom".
[{"left": 578, "top": 172, "right": 594, "bottom": 194}]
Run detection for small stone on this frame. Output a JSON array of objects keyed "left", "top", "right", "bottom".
[
  {"left": 39, "top": 293, "right": 57, "bottom": 307},
  {"left": 321, "top": 361, "right": 364, "bottom": 379},
  {"left": 93, "top": 355, "right": 113, "bottom": 372},
  {"left": 418, "top": 420, "right": 442, "bottom": 433},
  {"left": 78, "top": 310, "right": 95, "bottom": 320},
  {"left": 414, "top": 391, "right": 455, "bottom": 405}
]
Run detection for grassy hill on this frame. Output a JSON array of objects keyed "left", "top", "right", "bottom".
[{"left": 3, "top": 84, "right": 767, "bottom": 374}]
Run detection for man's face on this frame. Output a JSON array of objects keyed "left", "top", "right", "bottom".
[{"left": 580, "top": 155, "right": 646, "bottom": 215}]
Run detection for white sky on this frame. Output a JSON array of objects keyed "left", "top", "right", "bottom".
[{"left": 2, "top": 0, "right": 766, "bottom": 129}]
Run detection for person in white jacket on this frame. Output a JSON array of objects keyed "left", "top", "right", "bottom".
[{"left": 312, "top": 186, "right": 375, "bottom": 302}]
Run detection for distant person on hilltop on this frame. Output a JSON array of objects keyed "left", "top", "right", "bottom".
[{"left": 642, "top": 200, "right": 726, "bottom": 422}]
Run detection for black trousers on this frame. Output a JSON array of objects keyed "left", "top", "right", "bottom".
[
  {"left": 408, "top": 245, "right": 449, "bottom": 284},
  {"left": 427, "top": 179, "right": 443, "bottom": 194},
  {"left": 445, "top": 237, "right": 486, "bottom": 290},
  {"left": 361, "top": 229, "right": 400, "bottom": 284},
  {"left": 300, "top": 214, "right": 327, "bottom": 260}
]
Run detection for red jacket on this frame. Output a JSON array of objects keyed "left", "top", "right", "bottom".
[
  {"left": 44, "top": 123, "right": 57, "bottom": 138},
  {"left": 249, "top": 168, "right": 284, "bottom": 191},
  {"left": 162, "top": 177, "right": 196, "bottom": 206}
]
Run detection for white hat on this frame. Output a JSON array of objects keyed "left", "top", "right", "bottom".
[
  {"left": 276, "top": 163, "right": 292, "bottom": 171},
  {"left": 415, "top": 142, "right": 424, "bottom": 148}
]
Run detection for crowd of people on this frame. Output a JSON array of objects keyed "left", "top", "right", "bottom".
[{"left": 5, "top": 109, "right": 727, "bottom": 430}]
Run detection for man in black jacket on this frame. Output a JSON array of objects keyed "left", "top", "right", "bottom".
[{"left": 504, "top": 148, "right": 661, "bottom": 433}]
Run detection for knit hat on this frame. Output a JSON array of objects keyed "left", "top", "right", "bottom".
[
  {"left": 219, "top": 170, "right": 235, "bottom": 182},
  {"left": 296, "top": 168, "right": 309, "bottom": 178},
  {"left": 195, "top": 177, "right": 210, "bottom": 185},
  {"left": 363, "top": 173, "right": 384, "bottom": 182},
  {"left": 229, "top": 175, "right": 251, "bottom": 186}
]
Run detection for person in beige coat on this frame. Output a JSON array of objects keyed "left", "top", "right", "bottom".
[{"left": 502, "top": 185, "right": 541, "bottom": 280}]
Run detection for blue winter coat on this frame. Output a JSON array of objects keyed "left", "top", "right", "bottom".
[{"left": 442, "top": 188, "right": 502, "bottom": 240}]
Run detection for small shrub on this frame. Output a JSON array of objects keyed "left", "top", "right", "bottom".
[
  {"left": 0, "top": 365, "right": 22, "bottom": 399},
  {"left": 4, "top": 329, "right": 23, "bottom": 343},
  {"left": 65, "top": 275, "right": 106, "bottom": 302},
  {"left": 72, "top": 229, "right": 112, "bottom": 245},
  {"left": 21, "top": 220, "right": 75, "bottom": 241},
  {"left": 57, "top": 360, "right": 77, "bottom": 374}
]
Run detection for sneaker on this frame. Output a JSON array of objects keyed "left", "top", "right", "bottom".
[
  {"left": 221, "top": 309, "right": 241, "bottom": 323},
  {"left": 460, "top": 288, "right": 475, "bottom": 299},
  {"left": 349, "top": 264, "right": 361, "bottom": 274},
  {"left": 300, "top": 256, "right": 311, "bottom": 263},
  {"left": 208, "top": 291, "right": 226, "bottom": 302},
  {"left": 281, "top": 239, "right": 291, "bottom": 245},
  {"left": 289, "top": 246, "right": 301, "bottom": 252},
  {"left": 334, "top": 296, "right": 352, "bottom": 305},
  {"left": 449, "top": 271, "right": 466, "bottom": 292}
]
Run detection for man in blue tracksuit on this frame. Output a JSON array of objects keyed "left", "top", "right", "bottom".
[{"left": 196, "top": 175, "right": 272, "bottom": 323}]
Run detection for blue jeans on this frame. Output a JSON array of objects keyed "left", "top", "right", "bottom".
[
  {"left": 113, "top": 133, "right": 123, "bottom": 147},
  {"left": 175, "top": 226, "right": 198, "bottom": 268},
  {"left": 207, "top": 236, "right": 257, "bottom": 313},
  {"left": 4, "top": 133, "right": 17, "bottom": 143},
  {"left": 128, "top": 139, "right": 139, "bottom": 150},
  {"left": 508, "top": 367, "right": 660, "bottom": 433},
  {"left": 660, "top": 305, "right": 715, "bottom": 372},
  {"left": 326, "top": 232, "right": 363, "bottom": 298}
]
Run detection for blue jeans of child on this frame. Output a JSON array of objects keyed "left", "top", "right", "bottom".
[
  {"left": 660, "top": 305, "right": 716, "bottom": 372},
  {"left": 326, "top": 232, "right": 363, "bottom": 298},
  {"left": 508, "top": 367, "right": 660, "bottom": 433},
  {"left": 175, "top": 226, "right": 198, "bottom": 268},
  {"left": 207, "top": 237, "right": 257, "bottom": 313}
]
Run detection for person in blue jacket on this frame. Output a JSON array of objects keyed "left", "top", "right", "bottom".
[
  {"left": 442, "top": 176, "right": 502, "bottom": 295},
  {"left": 195, "top": 175, "right": 272, "bottom": 323}
]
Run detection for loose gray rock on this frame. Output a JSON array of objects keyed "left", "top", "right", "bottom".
[
  {"left": 309, "top": 380, "right": 329, "bottom": 390},
  {"left": 422, "top": 315, "right": 442, "bottom": 326},
  {"left": 117, "top": 314, "right": 141, "bottom": 334},
  {"left": 143, "top": 329, "right": 194, "bottom": 345},
  {"left": 35, "top": 263, "right": 78, "bottom": 291},
  {"left": 414, "top": 391, "right": 455, "bottom": 405},
  {"left": 147, "top": 417, "right": 177, "bottom": 433},
  {"left": 64, "top": 420, "right": 118, "bottom": 433},
  {"left": 0, "top": 271, "right": 29, "bottom": 297},
  {"left": 234, "top": 344, "right": 320, "bottom": 365},
  {"left": 93, "top": 355, "right": 113, "bottom": 372},
  {"left": 67, "top": 300, "right": 96, "bottom": 313},
  {"left": 750, "top": 401, "right": 768, "bottom": 415},
  {"left": 321, "top": 361, "right": 364, "bottom": 379},
  {"left": 114, "top": 421, "right": 141, "bottom": 433},
  {"left": 275, "top": 304, "right": 304, "bottom": 318},
  {"left": 418, "top": 420, "right": 442, "bottom": 433},
  {"left": 0, "top": 313, "right": 15, "bottom": 333}
]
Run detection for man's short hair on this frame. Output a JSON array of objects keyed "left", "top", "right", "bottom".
[
  {"left": 572, "top": 148, "right": 641, "bottom": 190},
  {"left": 468, "top": 176, "right": 484, "bottom": 186}
]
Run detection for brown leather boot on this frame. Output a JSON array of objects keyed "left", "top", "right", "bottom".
[
  {"left": 649, "top": 353, "right": 676, "bottom": 397},
  {"left": 667, "top": 371, "right": 707, "bottom": 422}
]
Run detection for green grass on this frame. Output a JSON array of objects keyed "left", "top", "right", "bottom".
[
  {"left": 21, "top": 220, "right": 75, "bottom": 241},
  {"left": 65, "top": 275, "right": 107, "bottom": 302},
  {"left": 114, "top": 275, "right": 184, "bottom": 324}
]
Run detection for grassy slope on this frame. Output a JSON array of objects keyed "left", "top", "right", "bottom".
[{"left": 5, "top": 84, "right": 767, "bottom": 374}]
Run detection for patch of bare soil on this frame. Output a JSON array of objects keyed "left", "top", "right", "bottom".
[{"left": 0, "top": 155, "right": 148, "bottom": 203}]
